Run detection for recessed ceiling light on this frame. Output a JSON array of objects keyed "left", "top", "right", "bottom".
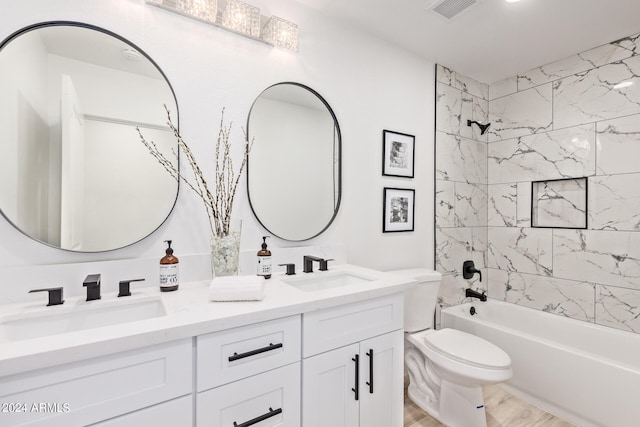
[{"left": 506, "top": 0, "right": 521, "bottom": 3}]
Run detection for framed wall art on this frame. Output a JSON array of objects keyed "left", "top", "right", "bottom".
[
  {"left": 383, "top": 187, "right": 415, "bottom": 232},
  {"left": 382, "top": 130, "right": 415, "bottom": 178}
]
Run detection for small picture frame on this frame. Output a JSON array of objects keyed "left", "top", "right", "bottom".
[
  {"left": 382, "top": 130, "right": 415, "bottom": 178},
  {"left": 383, "top": 187, "right": 415, "bottom": 232}
]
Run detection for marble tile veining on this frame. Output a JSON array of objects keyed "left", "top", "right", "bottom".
[
  {"left": 595, "top": 285, "right": 640, "bottom": 333},
  {"left": 435, "top": 180, "right": 455, "bottom": 227},
  {"left": 436, "top": 131, "right": 487, "bottom": 183},
  {"left": 596, "top": 113, "right": 640, "bottom": 175},
  {"left": 553, "top": 55, "right": 640, "bottom": 129},
  {"left": 488, "top": 184, "right": 517, "bottom": 227},
  {"left": 516, "top": 182, "right": 532, "bottom": 227},
  {"left": 454, "top": 182, "right": 487, "bottom": 227},
  {"left": 488, "top": 84, "right": 552, "bottom": 142},
  {"left": 489, "top": 76, "right": 517, "bottom": 101},
  {"left": 436, "top": 82, "right": 462, "bottom": 135},
  {"left": 589, "top": 173, "right": 640, "bottom": 231},
  {"left": 553, "top": 229, "right": 640, "bottom": 289},
  {"left": 517, "top": 33, "right": 639, "bottom": 91},
  {"left": 436, "top": 226, "right": 487, "bottom": 275},
  {"left": 488, "top": 227, "right": 553, "bottom": 276},
  {"left": 488, "top": 124, "right": 595, "bottom": 184},
  {"left": 489, "top": 269, "right": 595, "bottom": 322}
]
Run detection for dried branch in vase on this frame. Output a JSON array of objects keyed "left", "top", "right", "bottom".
[{"left": 136, "top": 105, "right": 253, "bottom": 237}]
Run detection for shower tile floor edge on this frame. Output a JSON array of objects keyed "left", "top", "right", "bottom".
[{"left": 404, "top": 381, "right": 576, "bottom": 427}]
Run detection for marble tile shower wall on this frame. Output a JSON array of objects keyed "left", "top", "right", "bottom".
[
  {"left": 485, "top": 32, "right": 640, "bottom": 334},
  {"left": 435, "top": 65, "right": 489, "bottom": 324}
]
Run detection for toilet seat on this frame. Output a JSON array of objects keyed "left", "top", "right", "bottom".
[{"left": 408, "top": 328, "right": 511, "bottom": 370}]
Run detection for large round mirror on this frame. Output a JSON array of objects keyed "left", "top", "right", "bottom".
[
  {"left": 247, "top": 83, "right": 341, "bottom": 241},
  {"left": 0, "top": 22, "right": 178, "bottom": 252}
]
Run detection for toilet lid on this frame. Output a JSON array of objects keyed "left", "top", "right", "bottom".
[{"left": 422, "top": 328, "right": 511, "bottom": 369}]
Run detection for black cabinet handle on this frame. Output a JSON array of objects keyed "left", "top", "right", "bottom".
[
  {"left": 366, "top": 349, "right": 374, "bottom": 394},
  {"left": 228, "top": 343, "right": 283, "bottom": 362},
  {"left": 351, "top": 354, "right": 359, "bottom": 401},
  {"left": 233, "top": 407, "right": 282, "bottom": 427}
]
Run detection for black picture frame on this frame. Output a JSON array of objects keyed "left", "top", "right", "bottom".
[
  {"left": 382, "top": 130, "right": 415, "bottom": 178},
  {"left": 383, "top": 187, "right": 415, "bottom": 232}
]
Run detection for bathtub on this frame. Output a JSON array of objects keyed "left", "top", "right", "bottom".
[{"left": 441, "top": 300, "right": 640, "bottom": 427}]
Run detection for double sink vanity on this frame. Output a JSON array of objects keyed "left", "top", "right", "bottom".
[
  {"left": 0, "top": 16, "right": 433, "bottom": 427},
  {"left": 0, "top": 265, "right": 423, "bottom": 427}
]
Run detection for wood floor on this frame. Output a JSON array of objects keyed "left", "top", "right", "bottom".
[{"left": 404, "top": 383, "right": 576, "bottom": 427}]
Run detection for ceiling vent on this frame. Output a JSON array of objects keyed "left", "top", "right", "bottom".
[{"left": 426, "top": 0, "right": 482, "bottom": 20}]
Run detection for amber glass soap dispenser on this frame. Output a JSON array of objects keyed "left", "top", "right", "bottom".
[
  {"left": 160, "top": 240, "right": 179, "bottom": 292},
  {"left": 257, "top": 236, "right": 272, "bottom": 279}
]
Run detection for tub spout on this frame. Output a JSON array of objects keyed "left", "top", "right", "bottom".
[{"left": 465, "top": 288, "right": 487, "bottom": 302}]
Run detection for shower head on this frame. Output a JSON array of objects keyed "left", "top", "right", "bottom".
[{"left": 467, "top": 119, "right": 491, "bottom": 135}]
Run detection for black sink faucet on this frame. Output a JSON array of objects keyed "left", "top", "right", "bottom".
[
  {"left": 303, "top": 255, "right": 324, "bottom": 273},
  {"left": 83, "top": 274, "right": 101, "bottom": 301},
  {"left": 465, "top": 288, "right": 487, "bottom": 302}
]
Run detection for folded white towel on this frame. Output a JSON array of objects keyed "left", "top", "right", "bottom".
[{"left": 209, "top": 275, "right": 265, "bottom": 302}]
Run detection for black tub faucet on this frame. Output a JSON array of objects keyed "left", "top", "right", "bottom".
[
  {"left": 83, "top": 274, "right": 101, "bottom": 301},
  {"left": 463, "top": 260, "right": 482, "bottom": 282},
  {"left": 465, "top": 288, "right": 487, "bottom": 302}
]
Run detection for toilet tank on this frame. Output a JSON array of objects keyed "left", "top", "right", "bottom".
[{"left": 389, "top": 268, "right": 441, "bottom": 333}]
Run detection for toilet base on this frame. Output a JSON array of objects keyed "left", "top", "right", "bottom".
[{"left": 408, "top": 379, "right": 488, "bottom": 427}]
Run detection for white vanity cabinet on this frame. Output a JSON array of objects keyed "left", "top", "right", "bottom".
[
  {"left": 0, "top": 338, "right": 192, "bottom": 427},
  {"left": 196, "top": 315, "right": 302, "bottom": 426},
  {"left": 301, "top": 294, "right": 405, "bottom": 427}
]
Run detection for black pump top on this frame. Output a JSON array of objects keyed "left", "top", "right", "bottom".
[
  {"left": 165, "top": 240, "right": 174, "bottom": 255},
  {"left": 261, "top": 236, "right": 269, "bottom": 250}
]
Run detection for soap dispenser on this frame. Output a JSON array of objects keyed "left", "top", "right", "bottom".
[
  {"left": 257, "top": 236, "right": 272, "bottom": 279},
  {"left": 160, "top": 240, "right": 179, "bottom": 292}
]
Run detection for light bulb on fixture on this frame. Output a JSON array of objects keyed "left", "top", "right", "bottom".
[
  {"left": 262, "top": 15, "right": 298, "bottom": 51},
  {"left": 221, "top": 0, "right": 261, "bottom": 37}
]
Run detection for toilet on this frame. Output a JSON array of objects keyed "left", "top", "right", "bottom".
[{"left": 392, "top": 269, "right": 512, "bottom": 427}]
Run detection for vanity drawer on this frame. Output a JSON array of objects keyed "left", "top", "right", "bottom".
[
  {"left": 197, "top": 362, "right": 300, "bottom": 427},
  {"left": 302, "top": 294, "right": 403, "bottom": 357},
  {"left": 197, "top": 315, "right": 301, "bottom": 391},
  {"left": 0, "top": 339, "right": 192, "bottom": 427}
]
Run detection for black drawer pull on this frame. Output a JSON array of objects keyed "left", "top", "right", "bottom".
[
  {"left": 228, "top": 343, "right": 283, "bottom": 362},
  {"left": 351, "top": 354, "right": 359, "bottom": 401},
  {"left": 233, "top": 407, "right": 282, "bottom": 427},
  {"left": 366, "top": 349, "right": 374, "bottom": 394}
]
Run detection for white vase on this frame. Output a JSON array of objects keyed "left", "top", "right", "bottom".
[{"left": 210, "top": 223, "right": 241, "bottom": 278}]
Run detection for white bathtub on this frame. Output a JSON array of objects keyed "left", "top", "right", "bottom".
[{"left": 441, "top": 300, "right": 640, "bottom": 427}]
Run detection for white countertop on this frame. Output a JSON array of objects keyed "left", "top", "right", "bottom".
[{"left": 0, "top": 265, "right": 441, "bottom": 377}]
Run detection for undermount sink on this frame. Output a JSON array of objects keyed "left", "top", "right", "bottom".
[
  {"left": 0, "top": 296, "right": 166, "bottom": 342},
  {"left": 282, "top": 271, "right": 374, "bottom": 292}
]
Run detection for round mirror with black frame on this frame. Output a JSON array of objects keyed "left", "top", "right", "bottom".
[
  {"left": 247, "top": 82, "right": 341, "bottom": 241},
  {"left": 0, "top": 21, "right": 179, "bottom": 252}
]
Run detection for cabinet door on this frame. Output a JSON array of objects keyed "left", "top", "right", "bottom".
[
  {"left": 359, "top": 331, "right": 404, "bottom": 427},
  {"left": 302, "top": 343, "right": 359, "bottom": 427}
]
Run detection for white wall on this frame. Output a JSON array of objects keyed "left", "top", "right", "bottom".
[{"left": 0, "top": 0, "right": 435, "bottom": 301}]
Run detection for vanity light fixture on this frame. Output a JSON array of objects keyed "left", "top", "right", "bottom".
[
  {"left": 178, "top": 0, "right": 217, "bottom": 23},
  {"left": 262, "top": 15, "right": 299, "bottom": 52},
  {"left": 145, "top": 0, "right": 299, "bottom": 51},
  {"left": 221, "top": 0, "right": 261, "bottom": 37}
]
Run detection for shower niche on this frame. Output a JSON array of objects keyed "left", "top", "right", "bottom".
[{"left": 531, "top": 177, "right": 588, "bottom": 229}]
